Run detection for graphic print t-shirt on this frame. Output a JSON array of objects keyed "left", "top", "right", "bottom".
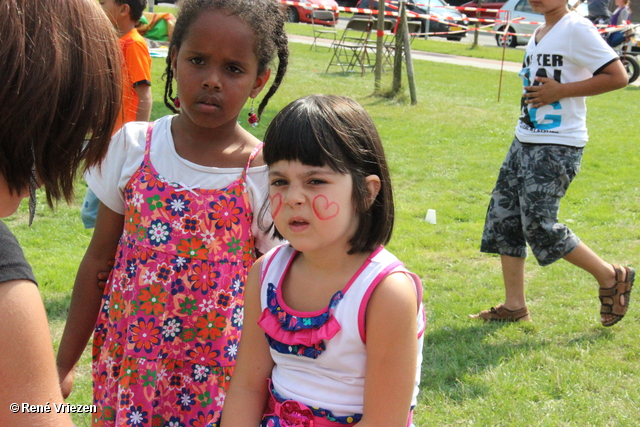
[{"left": 515, "top": 12, "right": 618, "bottom": 147}]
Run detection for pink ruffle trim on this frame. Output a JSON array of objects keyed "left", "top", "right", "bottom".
[{"left": 258, "top": 308, "right": 341, "bottom": 347}]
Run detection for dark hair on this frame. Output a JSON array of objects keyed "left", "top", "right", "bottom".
[
  {"left": 262, "top": 95, "right": 395, "bottom": 254},
  {"left": 163, "top": 0, "right": 289, "bottom": 118},
  {"left": 0, "top": 0, "right": 122, "bottom": 207},
  {"left": 115, "top": 0, "right": 147, "bottom": 22}
]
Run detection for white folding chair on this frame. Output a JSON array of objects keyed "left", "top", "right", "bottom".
[
  {"left": 310, "top": 10, "right": 338, "bottom": 51},
  {"left": 325, "top": 17, "right": 373, "bottom": 75}
]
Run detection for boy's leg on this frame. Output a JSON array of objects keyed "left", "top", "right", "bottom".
[
  {"left": 472, "top": 139, "right": 531, "bottom": 321},
  {"left": 469, "top": 254, "right": 531, "bottom": 321},
  {"left": 521, "top": 144, "right": 634, "bottom": 325},
  {"left": 480, "top": 139, "right": 528, "bottom": 259},
  {"left": 563, "top": 242, "right": 615, "bottom": 288},
  {"left": 502, "top": 255, "right": 527, "bottom": 310},
  {"left": 564, "top": 242, "right": 634, "bottom": 326},
  {"left": 524, "top": 144, "right": 583, "bottom": 267}
]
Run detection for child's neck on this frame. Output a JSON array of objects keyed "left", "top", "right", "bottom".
[
  {"left": 284, "top": 249, "right": 372, "bottom": 312},
  {"left": 116, "top": 20, "right": 135, "bottom": 38},
  {"left": 171, "top": 118, "right": 256, "bottom": 168},
  {"left": 296, "top": 246, "right": 371, "bottom": 283},
  {"left": 543, "top": 7, "right": 569, "bottom": 29},
  {"left": 537, "top": 8, "right": 568, "bottom": 42}
]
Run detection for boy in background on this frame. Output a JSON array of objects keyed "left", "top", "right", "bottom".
[
  {"left": 471, "top": 0, "right": 632, "bottom": 326},
  {"left": 82, "top": 0, "right": 152, "bottom": 228}
]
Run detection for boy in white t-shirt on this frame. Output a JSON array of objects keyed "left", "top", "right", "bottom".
[{"left": 471, "top": 0, "right": 633, "bottom": 326}]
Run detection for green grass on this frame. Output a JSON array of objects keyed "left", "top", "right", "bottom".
[
  {"left": 6, "top": 33, "right": 640, "bottom": 426},
  {"left": 152, "top": 4, "right": 525, "bottom": 64},
  {"left": 285, "top": 21, "right": 525, "bottom": 63}
]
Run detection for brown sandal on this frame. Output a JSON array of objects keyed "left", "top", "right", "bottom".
[
  {"left": 469, "top": 303, "right": 531, "bottom": 322},
  {"left": 599, "top": 265, "right": 635, "bottom": 327}
]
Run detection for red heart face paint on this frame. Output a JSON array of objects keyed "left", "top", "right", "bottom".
[
  {"left": 270, "top": 193, "right": 283, "bottom": 219},
  {"left": 268, "top": 160, "right": 358, "bottom": 254},
  {"left": 312, "top": 195, "right": 340, "bottom": 220}
]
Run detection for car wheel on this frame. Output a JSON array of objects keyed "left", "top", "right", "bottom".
[
  {"left": 287, "top": 7, "right": 300, "bottom": 23},
  {"left": 495, "top": 27, "right": 517, "bottom": 48},
  {"left": 446, "top": 36, "right": 463, "bottom": 41}
]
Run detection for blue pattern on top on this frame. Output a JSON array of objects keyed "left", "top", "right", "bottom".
[
  {"left": 264, "top": 282, "right": 343, "bottom": 359},
  {"left": 266, "top": 283, "right": 343, "bottom": 331}
]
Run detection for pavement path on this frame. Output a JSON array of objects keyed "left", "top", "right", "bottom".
[
  {"left": 291, "top": 33, "right": 523, "bottom": 73},
  {"left": 289, "top": 33, "right": 640, "bottom": 87}
]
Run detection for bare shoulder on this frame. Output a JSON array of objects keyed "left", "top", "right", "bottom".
[
  {"left": 370, "top": 272, "right": 419, "bottom": 313},
  {"left": 238, "top": 126, "right": 266, "bottom": 167},
  {"left": 250, "top": 148, "right": 266, "bottom": 167}
]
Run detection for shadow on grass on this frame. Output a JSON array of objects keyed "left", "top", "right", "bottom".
[
  {"left": 420, "top": 323, "right": 541, "bottom": 401},
  {"left": 421, "top": 322, "right": 619, "bottom": 402}
]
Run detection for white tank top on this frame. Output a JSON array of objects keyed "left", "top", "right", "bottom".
[{"left": 259, "top": 244, "right": 425, "bottom": 418}]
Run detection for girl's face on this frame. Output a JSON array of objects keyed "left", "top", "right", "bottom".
[
  {"left": 170, "top": 10, "right": 270, "bottom": 132},
  {"left": 527, "top": 0, "right": 568, "bottom": 15},
  {"left": 268, "top": 160, "right": 380, "bottom": 255}
]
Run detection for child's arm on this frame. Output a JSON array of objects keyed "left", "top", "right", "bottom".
[
  {"left": 358, "top": 273, "right": 419, "bottom": 427},
  {"left": 56, "top": 202, "right": 124, "bottom": 398},
  {"left": 135, "top": 83, "right": 152, "bottom": 122},
  {"left": 523, "top": 60, "right": 628, "bottom": 108},
  {"left": 0, "top": 280, "right": 74, "bottom": 427},
  {"left": 220, "top": 257, "right": 274, "bottom": 427}
]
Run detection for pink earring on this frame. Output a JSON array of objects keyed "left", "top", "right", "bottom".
[
  {"left": 248, "top": 98, "right": 258, "bottom": 127},
  {"left": 173, "top": 96, "right": 181, "bottom": 109}
]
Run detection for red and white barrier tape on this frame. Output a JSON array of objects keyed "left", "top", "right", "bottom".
[{"left": 280, "top": 1, "right": 635, "bottom": 38}]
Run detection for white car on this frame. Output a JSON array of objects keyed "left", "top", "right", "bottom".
[{"left": 493, "top": 0, "right": 588, "bottom": 47}]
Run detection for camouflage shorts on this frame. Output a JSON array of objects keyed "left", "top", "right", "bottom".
[{"left": 480, "top": 138, "right": 583, "bottom": 266}]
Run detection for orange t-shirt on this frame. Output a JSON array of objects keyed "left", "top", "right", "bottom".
[{"left": 116, "top": 28, "right": 151, "bottom": 132}]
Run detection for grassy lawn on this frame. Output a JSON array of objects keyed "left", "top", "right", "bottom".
[
  {"left": 5, "top": 22, "right": 640, "bottom": 427},
  {"left": 152, "top": 4, "right": 526, "bottom": 64},
  {"left": 284, "top": 21, "right": 526, "bottom": 63}
]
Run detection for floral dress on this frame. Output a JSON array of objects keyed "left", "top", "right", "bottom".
[{"left": 92, "top": 123, "right": 259, "bottom": 427}]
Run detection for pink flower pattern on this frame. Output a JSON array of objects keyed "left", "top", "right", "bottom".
[{"left": 91, "top": 123, "right": 261, "bottom": 426}]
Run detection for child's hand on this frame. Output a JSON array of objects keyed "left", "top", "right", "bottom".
[
  {"left": 97, "top": 259, "right": 115, "bottom": 289},
  {"left": 523, "top": 77, "right": 564, "bottom": 108},
  {"left": 59, "top": 367, "right": 75, "bottom": 399}
]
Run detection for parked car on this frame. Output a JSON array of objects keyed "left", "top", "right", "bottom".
[
  {"left": 446, "top": 0, "right": 473, "bottom": 5},
  {"left": 283, "top": 0, "right": 339, "bottom": 25},
  {"left": 415, "top": 0, "right": 469, "bottom": 40},
  {"left": 459, "top": 0, "right": 505, "bottom": 19},
  {"left": 337, "top": 0, "right": 359, "bottom": 6},
  {"left": 493, "top": 0, "right": 587, "bottom": 47},
  {"left": 356, "top": 0, "right": 468, "bottom": 41}
]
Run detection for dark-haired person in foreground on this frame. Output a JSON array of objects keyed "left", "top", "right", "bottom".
[{"left": 0, "top": 0, "right": 121, "bottom": 425}]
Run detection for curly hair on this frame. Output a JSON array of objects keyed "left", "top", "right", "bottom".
[{"left": 163, "top": 0, "right": 289, "bottom": 119}]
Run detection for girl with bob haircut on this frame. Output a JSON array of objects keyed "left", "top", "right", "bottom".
[
  {"left": 0, "top": 0, "right": 121, "bottom": 425},
  {"left": 259, "top": 95, "right": 394, "bottom": 253},
  {"left": 222, "top": 95, "right": 425, "bottom": 427}
]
